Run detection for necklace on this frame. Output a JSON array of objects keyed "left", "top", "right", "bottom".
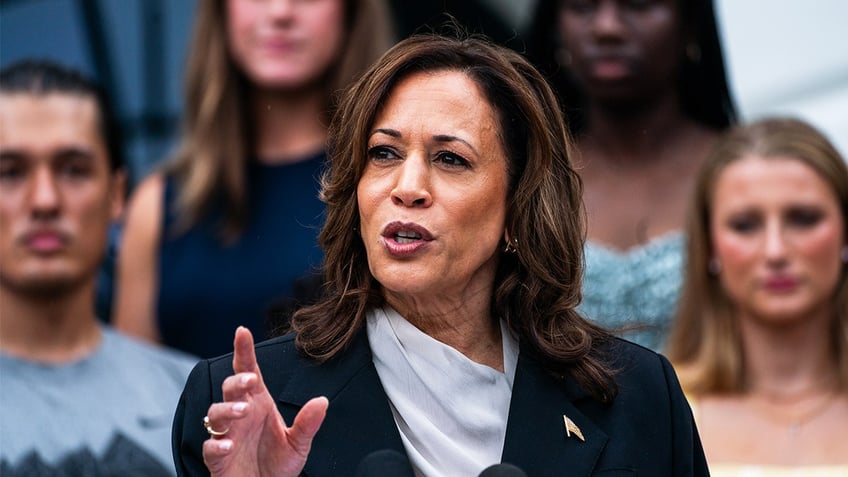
[{"left": 749, "top": 387, "right": 838, "bottom": 435}]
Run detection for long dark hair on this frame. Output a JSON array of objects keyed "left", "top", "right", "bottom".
[
  {"left": 524, "top": 0, "right": 737, "bottom": 135},
  {"left": 291, "top": 31, "right": 618, "bottom": 403}
]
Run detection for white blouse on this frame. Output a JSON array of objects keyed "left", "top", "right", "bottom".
[{"left": 366, "top": 306, "right": 519, "bottom": 477}]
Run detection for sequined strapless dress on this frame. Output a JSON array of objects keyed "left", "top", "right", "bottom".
[{"left": 578, "top": 232, "right": 685, "bottom": 351}]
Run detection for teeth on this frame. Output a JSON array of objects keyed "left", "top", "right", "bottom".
[{"left": 395, "top": 230, "right": 421, "bottom": 243}]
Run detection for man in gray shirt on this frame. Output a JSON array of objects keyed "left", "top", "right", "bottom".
[{"left": 0, "top": 60, "right": 196, "bottom": 476}]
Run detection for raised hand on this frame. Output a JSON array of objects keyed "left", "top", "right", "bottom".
[{"left": 201, "top": 326, "right": 328, "bottom": 477}]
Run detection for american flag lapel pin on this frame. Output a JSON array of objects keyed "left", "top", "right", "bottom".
[{"left": 563, "top": 415, "right": 585, "bottom": 442}]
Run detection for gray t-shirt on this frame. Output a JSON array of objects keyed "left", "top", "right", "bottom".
[{"left": 0, "top": 326, "right": 197, "bottom": 476}]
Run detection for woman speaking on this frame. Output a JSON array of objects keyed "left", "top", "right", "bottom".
[{"left": 173, "top": 32, "right": 707, "bottom": 477}]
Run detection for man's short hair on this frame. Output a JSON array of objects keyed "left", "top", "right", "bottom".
[{"left": 0, "top": 60, "right": 124, "bottom": 171}]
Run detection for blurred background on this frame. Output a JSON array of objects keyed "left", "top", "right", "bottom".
[{"left": 2, "top": 0, "right": 846, "bottom": 186}]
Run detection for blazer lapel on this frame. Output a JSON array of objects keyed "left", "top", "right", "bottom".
[
  {"left": 501, "top": 353, "right": 608, "bottom": 477},
  {"left": 276, "top": 330, "right": 406, "bottom": 476}
]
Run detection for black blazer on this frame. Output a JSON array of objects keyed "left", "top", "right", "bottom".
[{"left": 173, "top": 330, "right": 708, "bottom": 476}]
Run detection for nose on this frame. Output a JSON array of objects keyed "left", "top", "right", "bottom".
[
  {"left": 29, "top": 166, "right": 61, "bottom": 219},
  {"left": 391, "top": 157, "right": 432, "bottom": 208},
  {"left": 763, "top": 220, "right": 788, "bottom": 266},
  {"left": 267, "top": 0, "right": 295, "bottom": 22},
  {"left": 592, "top": 1, "right": 626, "bottom": 40}
]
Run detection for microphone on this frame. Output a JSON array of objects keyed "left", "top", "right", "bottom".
[
  {"left": 355, "top": 449, "right": 415, "bottom": 477},
  {"left": 479, "top": 463, "right": 529, "bottom": 477}
]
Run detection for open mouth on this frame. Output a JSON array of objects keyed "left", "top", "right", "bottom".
[
  {"left": 380, "top": 221, "right": 433, "bottom": 256},
  {"left": 395, "top": 230, "right": 422, "bottom": 244}
]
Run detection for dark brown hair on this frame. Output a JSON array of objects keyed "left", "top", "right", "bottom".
[{"left": 291, "top": 32, "right": 618, "bottom": 402}]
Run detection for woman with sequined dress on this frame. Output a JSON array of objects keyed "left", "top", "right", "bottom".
[{"left": 525, "top": 0, "right": 737, "bottom": 350}]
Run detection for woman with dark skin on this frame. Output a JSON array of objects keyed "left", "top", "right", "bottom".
[{"left": 526, "top": 0, "right": 736, "bottom": 350}]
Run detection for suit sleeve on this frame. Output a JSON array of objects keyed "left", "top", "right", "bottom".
[
  {"left": 659, "top": 354, "right": 710, "bottom": 477},
  {"left": 172, "top": 359, "right": 214, "bottom": 477}
]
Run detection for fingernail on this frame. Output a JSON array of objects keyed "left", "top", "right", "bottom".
[
  {"left": 233, "top": 402, "right": 247, "bottom": 413},
  {"left": 240, "top": 374, "right": 251, "bottom": 385},
  {"left": 219, "top": 440, "right": 232, "bottom": 451}
]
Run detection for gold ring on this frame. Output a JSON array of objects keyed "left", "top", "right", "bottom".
[{"left": 203, "top": 415, "right": 230, "bottom": 437}]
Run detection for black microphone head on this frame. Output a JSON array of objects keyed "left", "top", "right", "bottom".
[
  {"left": 478, "top": 463, "right": 529, "bottom": 477},
  {"left": 355, "top": 449, "right": 415, "bottom": 477}
]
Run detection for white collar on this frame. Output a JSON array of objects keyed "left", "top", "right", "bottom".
[{"left": 367, "top": 305, "right": 519, "bottom": 476}]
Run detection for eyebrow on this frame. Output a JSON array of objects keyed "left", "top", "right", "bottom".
[
  {"left": 0, "top": 147, "right": 96, "bottom": 164},
  {"left": 0, "top": 150, "right": 25, "bottom": 161},
  {"left": 370, "top": 128, "right": 479, "bottom": 155},
  {"left": 54, "top": 147, "right": 96, "bottom": 162}
]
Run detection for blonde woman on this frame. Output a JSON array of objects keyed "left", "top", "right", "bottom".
[
  {"left": 115, "top": 0, "right": 393, "bottom": 358},
  {"left": 667, "top": 118, "right": 848, "bottom": 475}
]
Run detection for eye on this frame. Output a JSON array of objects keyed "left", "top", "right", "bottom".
[
  {"left": 55, "top": 149, "right": 96, "bottom": 179},
  {"left": 623, "top": 0, "right": 656, "bottom": 10},
  {"left": 434, "top": 151, "right": 470, "bottom": 168},
  {"left": 786, "top": 207, "right": 823, "bottom": 228},
  {"left": 367, "top": 146, "right": 400, "bottom": 162},
  {"left": 0, "top": 155, "right": 26, "bottom": 183},
  {"left": 0, "top": 164, "right": 24, "bottom": 181},
  {"left": 726, "top": 214, "right": 761, "bottom": 234},
  {"left": 562, "top": 0, "right": 595, "bottom": 14},
  {"left": 58, "top": 160, "right": 93, "bottom": 179}
]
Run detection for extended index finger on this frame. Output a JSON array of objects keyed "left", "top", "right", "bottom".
[{"left": 232, "top": 326, "right": 259, "bottom": 375}]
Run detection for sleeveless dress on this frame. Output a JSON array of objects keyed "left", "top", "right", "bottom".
[
  {"left": 156, "top": 152, "right": 326, "bottom": 358},
  {"left": 577, "top": 232, "right": 685, "bottom": 351}
]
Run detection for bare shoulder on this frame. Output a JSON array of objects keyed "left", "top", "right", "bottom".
[
  {"left": 127, "top": 173, "right": 165, "bottom": 221},
  {"left": 123, "top": 172, "right": 166, "bottom": 242},
  {"left": 112, "top": 172, "right": 167, "bottom": 339}
]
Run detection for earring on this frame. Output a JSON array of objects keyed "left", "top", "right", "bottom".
[
  {"left": 686, "top": 43, "right": 702, "bottom": 63},
  {"left": 708, "top": 257, "right": 722, "bottom": 275},
  {"left": 503, "top": 231, "right": 518, "bottom": 254}
]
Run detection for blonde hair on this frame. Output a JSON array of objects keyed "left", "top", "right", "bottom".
[
  {"left": 667, "top": 117, "right": 848, "bottom": 394},
  {"left": 166, "top": 0, "right": 393, "bottom": 238}
]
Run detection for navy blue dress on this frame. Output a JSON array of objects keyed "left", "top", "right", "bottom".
[{"left": 157, "top": 152, "right": 326, "bottom": 358}]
